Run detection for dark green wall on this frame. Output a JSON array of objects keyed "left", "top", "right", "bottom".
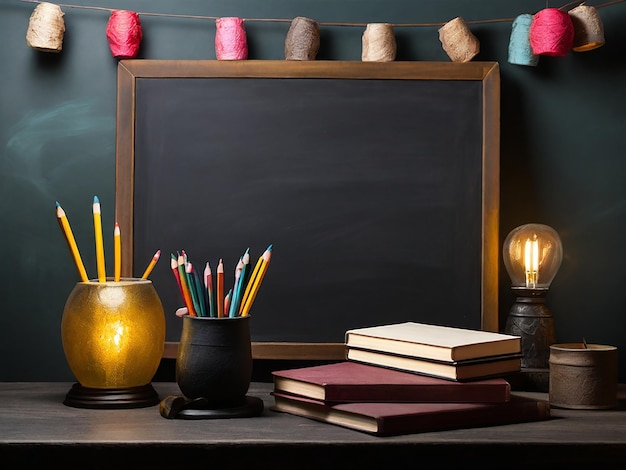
[{"left": 1, "top": 0, "right": 625, "bottom": 381}]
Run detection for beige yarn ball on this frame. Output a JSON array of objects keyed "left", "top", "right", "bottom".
[
  {"left": 438, "top": 17, "right": 479, "bottom": 63},
  {"left": 362, "top": 23, "right": 396, "bottom": 62},
  {"left": 26, "top": 2, "right": 65, "bottom": 53}
]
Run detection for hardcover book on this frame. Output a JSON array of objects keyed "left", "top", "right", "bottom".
[
  {"left": 271, "top": 391, "right": 551, "bottom": 436},
  {"left": 346, "top": 348, "right": 521, "bottom": 381},
  {"left": 272, "top": 361, "right": 511, "bottom": 403},
  {"left": 345, "top": 322, "right": 521, "bottom": 362}
]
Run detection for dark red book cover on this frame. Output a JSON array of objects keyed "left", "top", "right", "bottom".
[
  {"left": 272, "top": 361, "right": 510, "bottom": 403},
  {"left": 271, "top": 391, "right": 551, "bottom": 436}
]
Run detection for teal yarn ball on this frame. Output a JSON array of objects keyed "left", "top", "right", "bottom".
[{"left": 508, "top": 14, "right": 539, "bottom": 67}]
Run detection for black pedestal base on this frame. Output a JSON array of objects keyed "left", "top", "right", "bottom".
[
  {"left": 159, "top": 395, "right": 264, "bottom": 419},
  {"left": 63, "top": 383, "right": 160, "bottom": 409}
]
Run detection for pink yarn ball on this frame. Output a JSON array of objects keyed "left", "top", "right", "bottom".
[
  {"left": 529, "top": 8, "right": 574, "bottom": 57},
  {"left": 106, "top": 10, "right": 142, "bottom": 59},
  {"left": 215, "top": 17, "right": 248, "bottom": 60}
]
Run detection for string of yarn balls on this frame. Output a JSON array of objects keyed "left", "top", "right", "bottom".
[
  {"left": 285, "top": 16, "right": 320, "bottom": 60},
  {"left": 362, "top": 23, "right": 396, "bottom": 62},
  {"left": 529, "top": 8, "right": 574, "bottom": 56},
  {"left": 106, "top": 10, "right": 143, "bottom": 59},
  {"left": 215, "top": 17, "right": 248, "bottom": 60},
  {"left": 508, "top": 14, "right": 539, "bottom": 67},
  {"left": 438, "top": 17, "right": 479, "bottom": 63},
  {"left": 26, "top": 2, "right": 65, "bottom": 53}
]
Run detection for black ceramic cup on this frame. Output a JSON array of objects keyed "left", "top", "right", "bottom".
[{"left": 176, "top": 315, "right": 252, "bottom": 407}]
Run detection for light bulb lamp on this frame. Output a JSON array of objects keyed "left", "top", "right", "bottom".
[{"left": 503, "top": 223, "right": 563, "bottom": 391}]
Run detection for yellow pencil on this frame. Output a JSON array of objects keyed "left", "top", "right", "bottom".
[
  {"left": 241, "top": 245, "right": 272, "bottom": 317},
  {"left": 55, "top": 202, "right": 89, "bottom": 282},
  {"left": 92, "top": 196, "right": 106, "bottom": 283},
  {"left": 239, "top": 247, "right": 266, "bottom": 315},
  {"left": 113, "top": 222, "right": 121, "bottom": 282},
  {"left": 141, "top": 249, "right": 161, "bottom": 279}
]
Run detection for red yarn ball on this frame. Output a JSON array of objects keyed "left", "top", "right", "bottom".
[
  {"left": 529, "top": 8, "right": 574, "bottom": 56},
  {"left": 106, "top": 10, "right": 142, "bottom": 59}
]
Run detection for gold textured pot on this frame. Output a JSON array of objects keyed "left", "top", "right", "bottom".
[{"left": 61, "top": 278, "right": 165, "bottom": 408}]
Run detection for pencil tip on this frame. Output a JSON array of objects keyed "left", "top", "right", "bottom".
[
  {"left": 55, "top": 201, "right": 60, "bottom": 207},
  {"left": 93, "top": 195, "right": 99, "bottom": 203}
]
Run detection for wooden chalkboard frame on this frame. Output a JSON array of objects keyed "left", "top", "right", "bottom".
[{"left": 115, "top": 60, "right": 500, "bottom": 360}]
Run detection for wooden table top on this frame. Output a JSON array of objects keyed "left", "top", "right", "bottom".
[{"left": 1, "top": 382, "right": 625, "bottom": 467}]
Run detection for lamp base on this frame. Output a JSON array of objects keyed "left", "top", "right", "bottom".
[{"left": 63, "top": 382, "right": 160, "bottom": 409}]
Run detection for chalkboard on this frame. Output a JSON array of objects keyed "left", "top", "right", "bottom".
[{"left": 115, "top": 60, "right": 500, "bottom": 360}]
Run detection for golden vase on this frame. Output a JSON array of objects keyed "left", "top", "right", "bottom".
[{"left": 61, "top": 278, "right": 166, "bottom": 408}]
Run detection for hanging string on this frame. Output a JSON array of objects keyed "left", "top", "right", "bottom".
[{"left": 17, "top": 0, "right": 625, "bottom": 28}]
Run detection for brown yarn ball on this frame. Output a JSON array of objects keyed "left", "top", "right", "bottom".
[
  {"left": 285, "top": 16, "right": 320, "bottom": 60},
  {"left": 569, "top": 5, "right": 605, "bottom": 52},
  {"left": 438, "top": 17, "right": 479, "bottom": 63},
  {"left": 26, "top": 2, "right": 65, "bottom": 53},
  {"left": 362, "top": 23, "right": 396, "bottom": 62}
]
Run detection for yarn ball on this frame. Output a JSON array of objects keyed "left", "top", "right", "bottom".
[
  {"left": 26, "top": 2, "right": 65, "bottom": 53},
  {"left": 215, "top": 17, "right": 248, "bottom": 60},
  {"left": 285, "top": 16, "right": 320, "bottom": 60},
  {"left": 362, "top": 23, "right": 396, "bottom": 62},
  {"left": 438, "top": 17, "right": 480, "bottom": 63},
  {"left": 106, "top": 10, "right": 142, "bottom": 59},
  {"left": 529, "top": 8, "right": 574, "bottom": 57},
  {"left": 569, "top": 5, "right": 605, "bottom": 52},
  {"left": 508, "top": 14, "right": 539, "bottom": 67}
]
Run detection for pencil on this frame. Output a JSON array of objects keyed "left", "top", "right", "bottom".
[
  {"left": 239, "top": 244, "right": 271, "bottom": 315},
  {"left": 216, "top": 258, "right": 224, "bottom": 317},
  {"left": 186, "top": 261, "right": 205, "bottom": 317},
  {"left": 113, "top": 222, "right": 121, "bottom": 282},
  {"left": 141, "top": 249, "right": 160, "bottom": 279},
  {"left": 204, "top": 261, "right": 215, "bottom": 318},
  {"left": 230, "top": 249, "right": 250, "bottom": 317},
  {"left": 177, "top": 253, "right": 197, "bottom": 317},
  {"left": 240, "top": 245, "right": 272, "bottom": 317},
  {"left": 224, "top": 288, "right": 232, "bottom": 316},
  {"left": 55, "top": 202, "right": 89, "bottom": 282},
  {"left": 92, "top": 196, "right": 106, "bottom": 283},
  {"left": 228, "top": 255, "right": 245, "bottom": 317}
]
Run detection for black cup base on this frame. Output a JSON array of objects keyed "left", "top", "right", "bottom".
[
  {"left": 63, "top": 382, "right": 160, "bottom": 409},
  {"left": 159, "top": 395, "right": 264, "bottom": 419}
]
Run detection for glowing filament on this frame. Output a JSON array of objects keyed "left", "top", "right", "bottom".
[{"left": 524, "top": 237, "right": 539, "bottom": 288}]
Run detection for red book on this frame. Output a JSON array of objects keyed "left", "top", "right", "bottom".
[
  {"left": 272, "top": 361, "right": 511, "bottom": 404},
  {"left": 271, "top": 391, "right": 551, "bottom": 436}
]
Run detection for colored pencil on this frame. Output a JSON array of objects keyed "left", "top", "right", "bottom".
[
  {"left": 224, "top": 288, "right": 232, "bottom": 315},
  {"left": 170, "top": 253, "right": 183, "bottom": 293},
  {"left": 113, "top": 222, "right": 121, "bottom": 282},
  {"left": 93, "top": 196, "right": 107, "bottom": 282},
  {"left": 241, "top": 245, "right": 272, "bottom": 316},
  {"left": 141, "top": 249, "right": 160, "bottom": 279},
  {"left": 186, "top": 261, "right": 205, "bottom": 317},
  {"left": 204, "top": 261, "right": 215, "bottom": 318},
  {"left": 216, "top": 258, "right": 224, "bottom": 317},
  {"left": 92, "top": 196, "right": 106, "bottom": 283},
  {"left": 177, "top": 253, "right": 197, "bottom": 317},
  {"left": 239, "top": 244, "right": 271, "bottom": 315},
  {"left": 228, "top": 254, "right": 246, "bottom": 317},
  {"left": 55, "top": 202, "right": 89, "bottom": 282}
]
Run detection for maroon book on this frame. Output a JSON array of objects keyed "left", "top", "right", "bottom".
[
  {"left": 272, "top": 361, "right": 511, "bottom": 404},
  {"left": 271, "top": 390, "right": 551, "bottom": 436}
]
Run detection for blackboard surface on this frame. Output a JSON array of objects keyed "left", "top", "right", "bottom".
[{"left": 115, "top": 60, "right": 500, "bottom": 357}]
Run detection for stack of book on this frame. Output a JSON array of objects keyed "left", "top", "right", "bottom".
[{"left": 271, "top": 322, "right": 550, "bottom": 436}]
